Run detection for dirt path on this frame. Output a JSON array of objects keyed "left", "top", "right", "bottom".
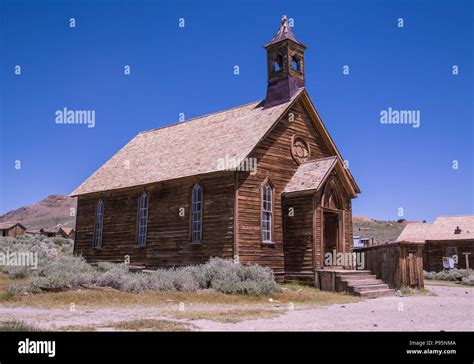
[
  {"left": 190, "top": 285, "right": 473, "bottom": 331},
  {"left": 0, "top": 284, "right": 472, "bottom": 331}
]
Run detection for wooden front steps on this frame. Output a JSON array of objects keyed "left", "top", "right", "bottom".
[
  {"left": 299, "top": 269, "right": 396, "bottom": 298},
  {"left": 337, "top": 271, "right": 395, "bottom": 298},
  {"left": 284, "top": 270, "right": 397, "bottom": 298}
]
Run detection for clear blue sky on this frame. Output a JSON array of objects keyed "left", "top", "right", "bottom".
[{"left": 1, "top": 0, "right": 473, "bottom": 221}]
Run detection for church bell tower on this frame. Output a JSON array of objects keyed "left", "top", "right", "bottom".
[{"left": 264, "top": 16, "right": 307, "bottom": 108}]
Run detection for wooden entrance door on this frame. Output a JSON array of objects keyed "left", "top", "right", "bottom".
[{"left": 322, "top": 210, "right": 342, "bottom": 267}]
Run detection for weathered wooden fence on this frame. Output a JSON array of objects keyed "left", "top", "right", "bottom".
[{"left": 358, "top": 242, "right": 424, "bottom": 289}]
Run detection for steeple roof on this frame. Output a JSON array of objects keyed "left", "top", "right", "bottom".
[{"left": 264, "top": 15, "right": 307, "bottom": 48}]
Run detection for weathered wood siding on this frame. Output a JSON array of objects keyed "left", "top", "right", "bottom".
[
  {"left": 424, "top": 240, "right": 474, "bottom": 271},
  {"left": 344, "top": 199, "right": 354, "bottom": 253},
  {"left": 359, "top": 242, "right": 424, "bottom": 289},
  {"left": 282, "top": 195, "right": 314, "bottom": 274},
  {"left": 1, "top": 225, "right": 26, "bottom": 238},
  {"left": 74, "top": 173, "right": 235, "bottom": 268},
  {"left": 236, "top": 99, "right": 334, "bottom": 277}
]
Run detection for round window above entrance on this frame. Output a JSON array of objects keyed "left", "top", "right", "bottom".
[{"left": 291, "top": 135, "right": 310, "bottom": 164}]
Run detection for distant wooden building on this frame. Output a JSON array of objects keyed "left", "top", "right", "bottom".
[
  {"left": 26, "top": 229, "right": 41, "bottom": 236},
  {"left": 353, "top": 236, "right": 373, "bottom": 250},
  {"left": 71, "top": 17, "right": 360, "bottom": 283},
  {"left": 58, "top": 227, "right": 75, "bottom": 239},
  {"left": 397, "top": 216, "right": 474, "bottom": 272},
  {"left": 0, "top": 222, "right": 26, "bottom": 238},
  {"left": 39, "top": 228, "right": 58, "bottom": 238}
]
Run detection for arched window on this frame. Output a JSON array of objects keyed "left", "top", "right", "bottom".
[
  {"left": 322, "top": 178, "right": 342, "bottom": 210},
  {"left": 137, "top": 192, "right": 148, "bottom": 246},
  {"left": 291, "top": 55, "right": 301, "bottom": 72},
  {"left": 93, "top": 199, "right": 104, "bottom": 248},
  {"left": 191, "top": 184, "right": 203, "bottom": 243},
  {"left": 261, "top": 181, "right": 273, "bottom": 242}
]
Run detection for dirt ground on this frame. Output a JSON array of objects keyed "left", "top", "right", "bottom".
[
  {"left": 191, "top": 284, "right": 473, "bottom": 331},
  {"left": 0, "top": 284, "right": 472, "bottom": 331}
]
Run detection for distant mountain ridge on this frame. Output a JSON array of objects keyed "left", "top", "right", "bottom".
[{"left": 0, "top": 195, "right": 77, "bottom": 230}]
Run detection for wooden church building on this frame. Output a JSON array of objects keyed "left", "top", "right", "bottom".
[{"left": 72, "top": 17, "right": 361, "bottom": 282}]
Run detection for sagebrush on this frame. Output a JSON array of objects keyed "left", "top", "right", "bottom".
[
  {"left": 0, "top": 235, "right": 72, "bottom": 278},
  {"left": 423, "top": 268, "right": 474, "bottom": 285},
  {"left": 1, "top": 236, "right": 279, "bottom": 295}
]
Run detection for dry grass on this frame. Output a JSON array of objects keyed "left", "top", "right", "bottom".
[
  {"left": 399, "top": 286, "right": 436, "bottom": 296},
  {"left": 278, "top": 284, "right": 360, "bottom": 305},
  {"left": 425, "top": 280, "right": 472, "bottom": 288},
  {"left": 0, "top": 273, "right": 363, "bottom": 330},
  {"left": 1, "top": 289, "right": 265, "bottom": 309},
  {"left": 171, "top": 309, "right": 280, "bottom": 323},
  {"left": 0, "top": 274, "right": 359, "bottom": 309},
  {"left": 57, "top": 324, "right": 99, "bottom": 332},
  {"left": 111, "top": 319, "right": 195, "bottom": 331},
  {"left": 45, "top": 319, "right": 195, "bottom": 332},
  {"left": 0, "top": 274, "right": 29, "bottom": 294},
  {"left": 0, "top": 320, "right": 37, "bottom": 332}
]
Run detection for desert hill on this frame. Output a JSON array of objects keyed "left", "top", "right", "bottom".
[
  {"left": 353, "top": 216, "right": 415, "bottom": 243},
  {"left": 0, "top": 195, "right": 77, "bottom": 231}
]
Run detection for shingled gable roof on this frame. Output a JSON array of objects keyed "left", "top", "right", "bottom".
[
  {"left": 71, "top": 88, "right": 360, "bottom": 197},
  {"left": 396, "top": 215, "right": 474, "bottom": 243},
  {"left": 0, "top": 221, "right": 26, "bottom": 230},
  {"left": 283, "top": 156, "right": 337, "bottom": 194},
  {"left": 71, "top": 90, "right": 303, "bottom": 196},
  {"left": 396, "top": 223, "right": 433, "bottom": 243}
]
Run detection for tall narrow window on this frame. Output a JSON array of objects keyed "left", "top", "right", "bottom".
[
  {"left": 191, "top": 184, "right": 203, "bottom": 243},
  {"left": 137, "top": 192, "right": 148, "bottom": 246},
  {"left": 261, "top": 181, "right": 273, "bottom": 242},
  {"left": 93, "top": 199, "right": 104, "bottom": 248}
]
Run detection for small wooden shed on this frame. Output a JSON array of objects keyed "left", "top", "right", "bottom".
[
  {"left": 0, "top": 222, "right": 27, "bottom": 238},
  {"left": 358, "top": 242, "right": 425, "bottom": 289}
]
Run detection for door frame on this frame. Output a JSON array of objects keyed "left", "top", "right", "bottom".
[{"left": 320, "top": 206, "right": 344, "bottom": 267}]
